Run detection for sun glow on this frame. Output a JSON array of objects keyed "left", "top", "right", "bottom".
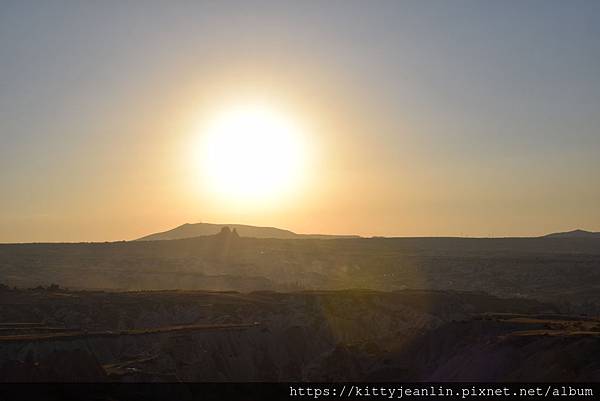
[{"left": 198, "top": 102, "right": 308, "bottom": 204}]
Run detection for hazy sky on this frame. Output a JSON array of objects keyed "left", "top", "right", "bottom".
[{"left": 1, "top": 0, "right": 599, "bottom": 242}]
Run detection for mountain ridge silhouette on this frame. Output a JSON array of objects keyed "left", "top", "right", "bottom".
[
  {"left": 136, "top": 222, "right": 360, "bottom": 241},
  {"left": 542, "top": 229, "right": 600, "bottom": 238}
]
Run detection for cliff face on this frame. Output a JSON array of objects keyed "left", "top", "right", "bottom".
[
  {"left": 364, "top": 317, "right": 600, "bottom": 382},
  {"left": 3, "top": 288, "right": 598, "bottom": 382},
  {"left": 0, "top": 290, "right": 454, "bottom": 381}
]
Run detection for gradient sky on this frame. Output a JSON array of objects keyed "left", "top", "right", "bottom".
[{"left": 1, "top": 0, "right": 599, "bottom": 242}]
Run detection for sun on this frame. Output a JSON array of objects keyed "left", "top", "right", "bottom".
[{"left": 199, "top": 102, "right": 308, "bottom": 203}]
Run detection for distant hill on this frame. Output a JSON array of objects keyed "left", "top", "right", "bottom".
[
  {"left": 136, "top": 222, "right": 359, "bottom": 241},
  {"left": 542, "top": 229, "right": 600, "bottom": 239}
]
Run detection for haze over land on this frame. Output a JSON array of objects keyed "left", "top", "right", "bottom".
[{"left": 2, "top": 228, "right": 600, "bottom": 312}]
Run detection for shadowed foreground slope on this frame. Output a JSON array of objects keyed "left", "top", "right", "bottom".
[{"left": 6, "top": 286, "right": 600, "bottom": 382}]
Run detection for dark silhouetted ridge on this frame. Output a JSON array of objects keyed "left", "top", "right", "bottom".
[
  {"left": 542, "top": 229, "right": 600, "bottom": 238},
  {"left": 135, "top": 222, "right": 358, "bottom": 241}
]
